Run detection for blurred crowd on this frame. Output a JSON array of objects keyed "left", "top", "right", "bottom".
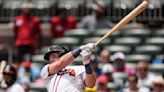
[{"left": 0, "top": 0, "right": 164, "bottom": 92}]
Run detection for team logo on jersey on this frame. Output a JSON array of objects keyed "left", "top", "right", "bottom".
[
  {"left": 69, "top": 69, "right": 75, "bottom": 77},
  {"left": 57, "top": 68, "right": 76, "bottom": 77},
  {"left": 57, "top": 69, "right": 70, "bottom": 75}
]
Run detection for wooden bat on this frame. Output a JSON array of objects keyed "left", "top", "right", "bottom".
[
  {"left": 0, "top": 60, "right": 6, "bottom": 82},
  {"left": 95, "top": 1, "right": 149, "bottom": 46}
]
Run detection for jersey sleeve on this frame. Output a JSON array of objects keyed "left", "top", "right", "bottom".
[{"left": 40, "top": 64, "right": 50, "bottom": 79}]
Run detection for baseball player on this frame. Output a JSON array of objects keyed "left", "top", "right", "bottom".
[
  {"left": 2, "top": 64, "right": 25, "bottom": 92},
  {"left": 40, "top": 43, "right": 96, "bottom": 92}
]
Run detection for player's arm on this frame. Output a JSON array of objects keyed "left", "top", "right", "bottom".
[
  {"left": 48, "top": 43, "right": 95, "bottom": 75},
  {"left": 81, "top": 49, "right": 96, "bottom": 88}
]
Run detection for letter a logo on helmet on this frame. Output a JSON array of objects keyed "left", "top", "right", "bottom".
[{"left": 44, "top": 45, "right": 68, "bottom": 60}]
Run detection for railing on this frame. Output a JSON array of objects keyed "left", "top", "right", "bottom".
[{"left": 0, "top": 0, "right": 163, "bottom": 23}]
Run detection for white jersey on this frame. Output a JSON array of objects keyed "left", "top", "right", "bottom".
[
  {"left": 40, "top": 65, "right": 86, "bottom": 92},
  {"left": 6, "top": 83, "right": 25, "bottom": 92},
  {"left": 138, "top": 73, "right": 156, "bottom": 87}
]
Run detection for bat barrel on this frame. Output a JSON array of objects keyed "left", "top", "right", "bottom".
[{"left": 95, "top": 1, "right": 149, "bottom": 46}]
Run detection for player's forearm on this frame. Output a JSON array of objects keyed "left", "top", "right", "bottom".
[
  {"left": 49, "top": 52, "right": 76, "bottom": 74},
  {"left": 85, "top": 73, "right": 96, "bottom": 88},
  {"left": 85, "top": 63, "right": 96, "bottom": 88}
]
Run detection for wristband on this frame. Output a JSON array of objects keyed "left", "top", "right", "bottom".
[
  {"left": 71, "top": 48, "right": 81, "bottom": 58},
  {"left": 85, "top": 63, "right": 93, "bottom": 74}
]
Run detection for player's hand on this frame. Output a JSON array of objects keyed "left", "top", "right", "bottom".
[
  {"left": 80, "top": 43, "right": 95, "bottom": 52},
  {"left": 80, "top": 49, "right": 91, "bottom": 65}
]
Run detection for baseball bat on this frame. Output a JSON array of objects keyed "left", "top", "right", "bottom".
[
  {"left": 0, "top": 60, "right": 6, "bottom": 82},
  {"left": 95, "top": 1, "right": 149, "bottom": 46}
]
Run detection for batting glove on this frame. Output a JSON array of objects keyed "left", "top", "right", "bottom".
[
  {"left": 80, "top": 49, "right": 91, "bottom": 65},
  {"left": 79, "top": 43, "right": 96, "bottom": 52}
]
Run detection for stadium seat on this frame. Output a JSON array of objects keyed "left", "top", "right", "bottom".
[
  {"left": 145, "top": 37, "right": 164, "bottom": 46},
  {"left": 64, "top": 29, "right": 90, "bottom": 38},
  {"left": 58, "top": 0, "right": 84, "bottom": 8},
  {"left": 72, "top": 57, "right": 83, "bottom": 65},
  {"left": 154, "top": 29, "right": 164, "bottom": 37},
  {"left": 107, "top": 82, "right": 119, "bottom": 91},
  {"left": 32, "top": 55, "right": 45, "bottom": 63},
  {"left": 126, "top": 54, "right": 151, "bottom": 63},
  {"left": 3, "top": 0, "right": 25, "bottom": 8},
  {"left": 112, "top": 72, "right": 128, "bottom": 82},
  {"left": 149, "top": 64, "right": 164, "bottom": 75},
  {"left": 114, "top": 37, "right": 141, "bottom": 46},
  {"left": 135, "top": 45, "right": 162, "bottom": 55},
  {"left": 126, "top": 63, "right": 137, "bottom": 69},
  {"left": 123, "top": 28, "right": 151, "bottom": 38},
  {"left": 41, "top": 46, "right": 49, "bottom": 54},
  {"left": 86, "top": 0, "right": 93, "bottom": 8},
  {"left": 113, "top": 0, "right": 137, "bottom": 8},
  {"left": 32, "top": 0, "right": 56, "bottom": 8},
  {"left": 86, "top": 0, "right": 112, "bottom": 8},
  {"left": 52, "top": 37, "right": 80, "bottom": 49},
  {"left": 94, "top": 29, "right": 121, "bottom": 38},
  {"left": 121, "top": 23, "right": 144, "bottom": 30},
  {"left": 105, "top": 45, "right": 131, "bottom": 54},
  {"left": 83, "top": 37, "right": 111, "bottom": 46},
  {"left": 30, "top": 83, "right": 46, "bottom": 92}
]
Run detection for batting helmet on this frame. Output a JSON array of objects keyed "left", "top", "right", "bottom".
[
  {"left": 44, "top": 45, "right": 69, "bottom": 60},
  {"left": 3, "top": 65, "right": 17, "bottom": 76},
  {"left": 3, "top": 65, "right": 17, "bottom": 87}
]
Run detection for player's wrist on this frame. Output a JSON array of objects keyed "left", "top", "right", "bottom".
[
  {"left": 85, "top": 63, "right": 93, "bottom": 74},
  {"left": 71, "top": 48, "right": 81, "bottom": 58}
]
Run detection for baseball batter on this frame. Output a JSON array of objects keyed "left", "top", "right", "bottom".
[{"left": 40, "top": 43, "right": 96, "bottom": 92}]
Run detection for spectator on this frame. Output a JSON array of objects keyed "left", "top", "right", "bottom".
[
  {"left": 13, "top": 2, "right": 42, "bottom": 66},
  {"left": 50, "top": 7, "right": 77, "bottom": 38},
  {"left": 112, "top": 52, "right": 135, "bottom": 75},
  {"left": 99, "top": 64, "right": 123, "bottom": 87},
  {"left": 136, "top": 60, "right": 156, "bottom": 87},
  {"left": 152, "top": 76, "right": 164, "bottom": 92},
  {"left": 97, "top": 75, "right": 108, "bottom": 92},
  {"left": 3, "top": 64, "right": 25, "bottom": 92},
  {"left": 101, "top": 64, "right": 114, "bottom": 82},
  {"left": 98, "top": 49, "right": 113, "bottom": 70},
  {"left": 79, "top": 0, "right": 113, "bottom": 31},
  {"left": 122, "top": 74, "right": 150, "bottom": 92},
  {"left": 99, "top": 49, "right": 111, "bottom": 64}
]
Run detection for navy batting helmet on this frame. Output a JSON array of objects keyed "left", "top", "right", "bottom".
[{"left": 44, "top": 45, "right": 69, "bottom": 60}]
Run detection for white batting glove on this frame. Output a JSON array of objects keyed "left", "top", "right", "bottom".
[
  {"left": 79, "top": 43, "right": 96, "bottom": 52},
  {"left": 80, "top": 49, "right": 91, "bottom": 65}
]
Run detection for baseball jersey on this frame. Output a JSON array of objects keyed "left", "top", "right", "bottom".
[
  {"left": 6, "top": 83, "right": 25, "bottom": 92},
  {"left": 40, "top": 65, "right": 86, "bottom": 92},
  {"left": 50, "top": 16, "right": 77, "bottom": 38},
  {"left": 14, "top": 16, "right": 41, "bottom": 46}
]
